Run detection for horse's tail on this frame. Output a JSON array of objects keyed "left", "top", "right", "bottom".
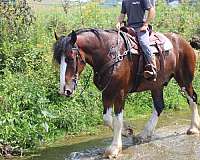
[
  {"left": 167, "top": 33, "right": 198, "bottom": 104},
  {"left": 178, "top": 35, "right": 196, "bottom": 85},
  {"left": 165, "top": 33, "right": 196, "bottom": 87}
]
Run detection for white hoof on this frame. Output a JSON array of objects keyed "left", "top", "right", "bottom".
[{"left": 104, "top": 145, "right": 122, "bottom": 159}]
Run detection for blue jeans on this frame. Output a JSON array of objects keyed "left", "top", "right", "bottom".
[{"left": 135, "top": 28, "right": 153, "bottom": 65}]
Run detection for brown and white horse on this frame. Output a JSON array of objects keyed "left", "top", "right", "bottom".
[{"left": 53, "top": 28, "right": 199, "bottom": 158}]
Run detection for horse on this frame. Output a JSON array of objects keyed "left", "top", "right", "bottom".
[{"left": 53, "top": 28, "right": 199, "bottom": 158}]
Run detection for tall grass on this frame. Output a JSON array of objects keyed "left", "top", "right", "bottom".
[{"left": 0, "top": 0, "right": 200, "bottom": 154}]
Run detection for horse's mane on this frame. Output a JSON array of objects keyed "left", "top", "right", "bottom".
[
  {"left": 53, "top": 28, "right": 117, "bottom": 64},
  {"left": 53, "top": 35, "right": 69, "bottom": 64},
  {"left": 70, "top": 28, "right": 117, "bottom": 40}
]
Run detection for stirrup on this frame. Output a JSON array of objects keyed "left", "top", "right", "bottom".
[
  {"left": 144, "top": 70, "right": 157, "bottom": 81},
  {"left": 144, "top": 64, "right": 157, "bottom": 81}
]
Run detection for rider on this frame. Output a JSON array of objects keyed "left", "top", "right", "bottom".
[{"left": 116, "top": 0, "right": 157, "bottom": 80}]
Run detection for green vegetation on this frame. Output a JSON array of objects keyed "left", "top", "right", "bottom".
[{"left": 0, "top": 0, "right": 200, "bottom": 155}]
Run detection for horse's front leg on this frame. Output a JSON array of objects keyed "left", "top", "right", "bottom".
[
  {"left": 105, "top": 112, "right": 123, "bottom": 158},
  {"left": 103, "top": 95, "right": 132, "bottom": 137},
  {"left": 139, "top": 88, "right": 164, "bottom": 140},
  {"left": 103, "top": 94, "right": 113, "bottom": 129},
  {"left": 104, "top": 92, "right": 124, "bottom": 158}
]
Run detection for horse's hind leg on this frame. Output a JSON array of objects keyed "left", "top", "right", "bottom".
[
  {"left": 182, "top": 84, "right": 200, "bottom": 134},
  {"left": 174, "top": 47, "right": 200, "bottom": 134},
  {"left": 139, "top": 88, "right": 164, "bottom": 140},
  {"left": 175, "top": 74, "right": 200, "bottom": 134}
]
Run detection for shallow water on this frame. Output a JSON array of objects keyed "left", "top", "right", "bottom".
[{"left": 7, "top": 109, "right": 200, "bottom": 160}]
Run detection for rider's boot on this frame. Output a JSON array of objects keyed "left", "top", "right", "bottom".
[{"left": 144, "top": 54, "right": 157, "bottom": 81}]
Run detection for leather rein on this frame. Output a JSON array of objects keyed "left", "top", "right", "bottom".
[{"left": 95, "top": 31, "right": 136, "bottom": 92}]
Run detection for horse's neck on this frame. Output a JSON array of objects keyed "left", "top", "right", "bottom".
[
  {"left": 78, "top": 35, "right": 111, "bottom": 72},
  {"left": 84, "top": 46, "right": 109, "bottom": 72}
]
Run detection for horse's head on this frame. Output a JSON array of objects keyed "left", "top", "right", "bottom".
[{"left": 53, "top": 31, "right": 86, "bottom": 97}]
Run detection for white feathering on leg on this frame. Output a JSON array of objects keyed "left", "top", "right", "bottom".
[{"left": 103, "top": 108, "right": 113, "bottom": 128}]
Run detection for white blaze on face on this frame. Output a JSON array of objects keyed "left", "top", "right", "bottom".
[{"left": 60, "top": 55, "right": 67, "bottom": 94}]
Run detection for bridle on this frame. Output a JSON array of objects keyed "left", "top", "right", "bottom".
[
  {"left": 66, "top": 43, "right": 86, "bottom": 90},
  {"left": 95, "top": 30, "right": 133, "bottom": 92}
]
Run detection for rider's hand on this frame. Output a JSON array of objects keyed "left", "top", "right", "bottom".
[
  {"left": 140, "top": 23, "right": 148, "bottom": 32},
  {"left": 116, "top": 22, "right": 121, "bottom": 30}
]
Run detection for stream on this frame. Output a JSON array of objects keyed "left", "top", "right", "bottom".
[{"left": 10, "top": 109, "right": 200, "bottom": 160}]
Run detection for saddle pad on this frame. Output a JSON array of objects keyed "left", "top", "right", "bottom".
[{"left": 150, "top": 33, "right": 173, "bottom": 54}]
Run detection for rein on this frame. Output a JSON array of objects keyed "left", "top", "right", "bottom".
[
  {"left": 95, "top": 30, "right": 133, "bottom": 91},
  {"left": 99, "top": 31, "right": 133, "bottom": 74},
  {"left": 79, "top": 69, "right": 93, "bottom": 96}
]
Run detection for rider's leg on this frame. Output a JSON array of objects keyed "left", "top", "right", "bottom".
[{"left": 136, "top": 29, "right": 157, "bottom": 80}]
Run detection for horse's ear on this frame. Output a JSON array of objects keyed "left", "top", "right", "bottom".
[
  {"left": 70, "top": 30, "right": 77, "bottom": 45},
  {"left": 54, "top": 31, "right": 59, "bottom": 40}
]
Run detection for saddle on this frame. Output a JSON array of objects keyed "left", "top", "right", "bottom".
[
  {"left": 120, "top": 26, "right": 172, "bottom": 55},
  {"left": 119, "top": 26, "right": 173, "bottom": 91}
]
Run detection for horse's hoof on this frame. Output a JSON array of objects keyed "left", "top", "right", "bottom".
[
  {"left": 187, "top": 127, "right": 200, "bottom": 135},
  {"left": 139, "top": 131, "right": 153, "bottom": 141},
  {"left": 132, "top": 134, "right": 152, "bottom": 144},
  {"left": 104, "top": 145, "right": 122, "bottom": 159}
]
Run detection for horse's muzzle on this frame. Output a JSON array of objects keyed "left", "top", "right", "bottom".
[
  {"left": 59, "top": 82, "right": 77, "bottom": 97},
  {"left": 59, "top": 89, "right": 73, "bottom": 97},
  {"left": 64, "top": 88, "right": 73, "bottom": 97}
]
